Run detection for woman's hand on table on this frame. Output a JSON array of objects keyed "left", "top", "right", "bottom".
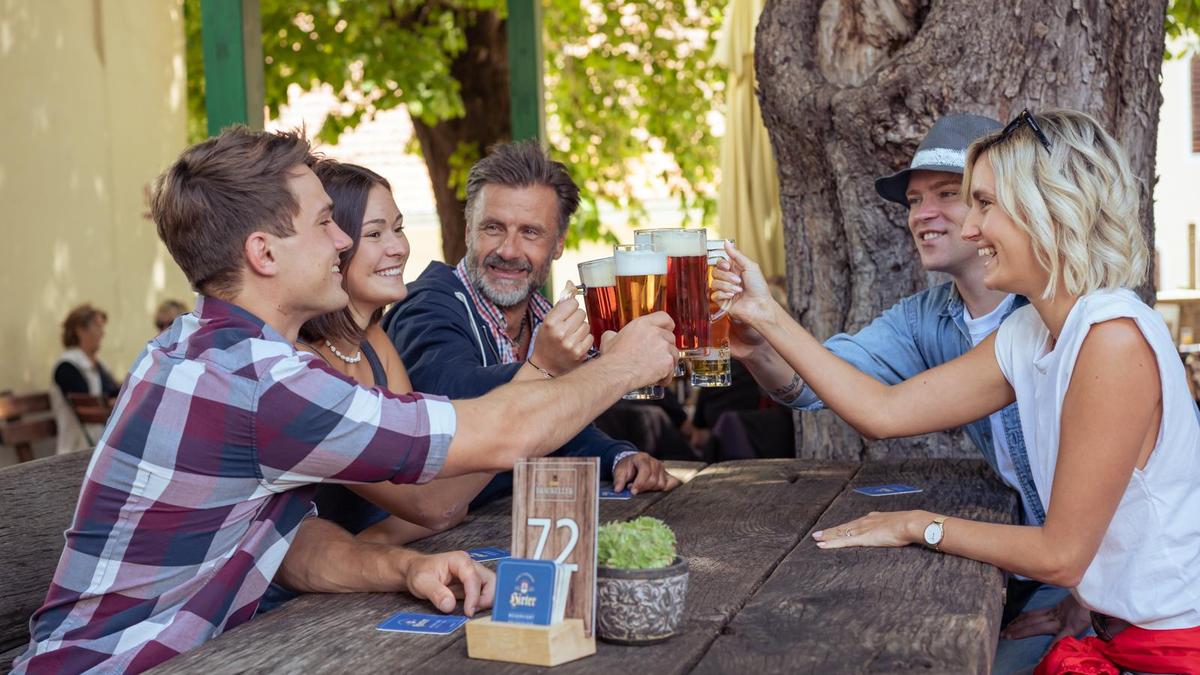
[{"left": 811, "top": 510, "right": 933, "bottom": 549}]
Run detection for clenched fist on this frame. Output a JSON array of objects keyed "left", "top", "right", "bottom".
[
  {"left": 530, "top": 296, "right": 593, "bottom": 376},
  {"left": 600, "top": 312, "right": 677, "bottom": 388}
]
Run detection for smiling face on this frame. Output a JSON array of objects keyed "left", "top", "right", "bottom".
[
  {"left": 463, "top": 183, "right": 564, "bottom": 308},
  {"left": 272, "top": 165, "right": 353, "bottom": 319},
  {"left": 905, "top": 170, "right": 981, "bottom": 276},
  {"left": 962, "top": 154, "right": 1047, "bottom": 296},
  {"left": 343, "top": 184, "right": 410, "bottom": 318}
]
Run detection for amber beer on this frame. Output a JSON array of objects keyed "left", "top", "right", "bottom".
[
  {"left": 577, "top": 257, "right": 618, "bottom": 346},
  {"left": 689, "top": 239, "right": 734, "bottom": 387},
  {"left": 613, "top": 243, "right": 667, "bottom": 400},
  {"left": 634, "top": 229, "right": 710, "bottom": 352}
]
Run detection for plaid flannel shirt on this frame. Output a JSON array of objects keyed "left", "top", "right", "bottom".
[{"left": 13, "top": 296, "right": 455, "bottom": 674}]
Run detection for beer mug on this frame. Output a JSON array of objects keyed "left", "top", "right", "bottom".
[
  {"left": 575, "top": 257, "right": 618, "bottom": 349},
  {"left": 688, "top": 239, "right": 735, "bottom": 387},
  {"left": 613, "top": 242, "right": 668, "bottom": 400},
  {"left": 634, "top": 228, "right": 709, "bottom": 352}
]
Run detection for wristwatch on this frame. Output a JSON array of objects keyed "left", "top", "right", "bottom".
[{"left": 923, "top": 516, "right": 948, "bottom": 551}]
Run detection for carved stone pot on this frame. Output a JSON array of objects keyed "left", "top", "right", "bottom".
[{"left": 595, "top": 556, "right": 689, "bottom": 644}]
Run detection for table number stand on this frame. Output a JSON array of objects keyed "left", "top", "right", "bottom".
[{"left": 466, "top": 458, "right": 599, "bottom": 667}]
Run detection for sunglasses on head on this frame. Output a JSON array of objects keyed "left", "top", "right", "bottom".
[{"left": 980, "top": 108, "right": 1053, "bottom": 155}]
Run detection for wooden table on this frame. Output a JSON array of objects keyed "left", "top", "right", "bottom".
[{"left": 152, "top": 459, "right": 1017, "bottom": 674}]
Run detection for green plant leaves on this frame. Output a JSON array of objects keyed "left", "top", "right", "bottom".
[{"left": 597, "top": 516, "right": 677, "bottom": 569}]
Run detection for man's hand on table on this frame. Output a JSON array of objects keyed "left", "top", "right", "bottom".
[
  {"left": 400, "top": 551, "right": 496, "bottom": 617},
  {"left": 1001, "top": 594, "right": 1091, "bottom": 643},
  {"left": 613, "top": 452, "right": 681, "bottom": 495}
]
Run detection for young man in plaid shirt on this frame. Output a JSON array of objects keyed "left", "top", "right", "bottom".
[{"left": 13, "top": 128, "right": 677, "bottom": 673}]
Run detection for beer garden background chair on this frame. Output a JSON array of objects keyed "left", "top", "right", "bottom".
[
  {"left": 0, "top": 392, "right": 56, "bottom": 463},
  {"left": 0, "top": 450, "right": 91, "bottom": 670}
]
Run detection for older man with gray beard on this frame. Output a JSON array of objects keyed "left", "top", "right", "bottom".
[{"left": 383, "top": 141, "right": 676, "bottom": 512}]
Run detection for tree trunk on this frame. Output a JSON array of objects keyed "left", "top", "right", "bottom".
[
  {"left": 755, "top": 0, "right": 1165, "bottom": 460},
  {"left": 410, "top": 9, "right": 512, "bottom": 265}
]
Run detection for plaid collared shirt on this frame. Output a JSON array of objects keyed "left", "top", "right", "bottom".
[
  {"left": 13, "top": 297, "right": 455, "bottom": 674},
  {"left": 454, "top": 259, "right": 552, "bottom": 364}
]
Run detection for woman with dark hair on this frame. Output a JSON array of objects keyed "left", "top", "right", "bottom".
[
  {"left": 296, "top": 160, "right": 503, "bottom": 546},
  {"left": 51, "top": 303, "right": 120, "bottom": 453}
]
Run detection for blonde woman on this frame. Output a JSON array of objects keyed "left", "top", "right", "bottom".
[{"left": 713, "top": 109, "right": 1200, "bottom": 673}]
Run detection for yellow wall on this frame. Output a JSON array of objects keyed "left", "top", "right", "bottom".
[{"left": 0, "top": 0, "right": 191, "bottom": 394}]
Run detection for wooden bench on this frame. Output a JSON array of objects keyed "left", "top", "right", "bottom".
[
  {"left": 0, "top": 451, "right": 91, "bottom": 670},
  {"left": 0, "top": 392, "right": 56, "bottom": 463}
]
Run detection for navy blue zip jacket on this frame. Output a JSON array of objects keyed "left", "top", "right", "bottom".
[{"left": 382, "top": 261, "right": 632, "bottom": 505}]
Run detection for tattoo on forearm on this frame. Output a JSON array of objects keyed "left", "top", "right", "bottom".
[{"left": 770, "top": 373, "right": 804, "bottom": 403}]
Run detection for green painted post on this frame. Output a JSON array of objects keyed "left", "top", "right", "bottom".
[
  {"left": 506, "top": 0, "right": 553, "bottom": 294},
  {"left": 506, "top": 0, "right": 545, "bottom": 143},
  {"left": 200, "top": 0, "right": 264, "bottom": 136}
]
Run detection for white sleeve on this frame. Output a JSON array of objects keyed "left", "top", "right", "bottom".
[{"left": 992, "top": 307, "right": 1027, "bottom": 387}]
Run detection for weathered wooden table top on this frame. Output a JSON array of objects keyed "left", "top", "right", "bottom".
[{"left": 152, "top": 458, "right": 1017, "bottom": 675}]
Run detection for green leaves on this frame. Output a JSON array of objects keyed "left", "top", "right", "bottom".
[
  {"left": 544, "top": 0, "right": 725, "bottom": 247},
  {"left": 184, "top": 0, "right": 726, "bottom": 248},
  {"left": 597, "top": 516, "right": 677, "bottom": 569},
  {"left": 1167, "top": 0, "right": 1200, "bottom": 57}
]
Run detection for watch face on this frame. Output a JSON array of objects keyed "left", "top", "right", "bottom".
[{"left": 924, "top": 522, "right": 942, "bottom": 546}]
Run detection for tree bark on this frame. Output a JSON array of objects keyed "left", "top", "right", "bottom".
[
  {"left": 755, "top": 0, "right": 1165, "bottom": 460},
  {"left": 409, "top": 9, "right": 512, "bottom": 265}
]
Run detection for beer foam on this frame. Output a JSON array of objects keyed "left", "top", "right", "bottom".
[
  {"left": 578, "top": 257, "right": 616, "bottom": 286},
  {"left": 614, "top": 249, "right": 667, "bottom": 276},
  {"left": 649, "top": 230, "right": 705, "bottom": 256}
]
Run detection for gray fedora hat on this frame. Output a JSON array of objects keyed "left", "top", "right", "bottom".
[{"left": 874, "top": 114, "right": 1002, "bottom": 206}]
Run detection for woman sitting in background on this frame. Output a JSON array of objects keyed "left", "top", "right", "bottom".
[
  {"left": 51, "top": 303, "right": 120, "bottom": 454},
  {"left": 713, "top": 109, "right": 1200, "bottom": 674},
  {"left": 153, "top": 298, "right": 188, "bottom": 332}
]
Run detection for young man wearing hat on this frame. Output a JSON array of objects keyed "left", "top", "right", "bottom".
[{"left": 729, "top": 114, "right": 1087, "bottom": 672}]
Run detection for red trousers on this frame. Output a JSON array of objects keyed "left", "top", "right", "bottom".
[{"left": 1034, "top": 623, "right": 1200, "bottom": 674}]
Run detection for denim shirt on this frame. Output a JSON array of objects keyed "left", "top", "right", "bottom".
[{"left": 789, "top": 282, "right": 1046, "bottom": 525}]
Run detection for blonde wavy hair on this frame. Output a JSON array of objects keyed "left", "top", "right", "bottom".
[{"left": 963, "top": 108, "right": 1147, "bottom": 299}]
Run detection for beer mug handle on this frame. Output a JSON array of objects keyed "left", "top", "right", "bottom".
[
  {"left": 566, "top": 281, "right": 603, "bottom": 360},
  {"left": 707, "top": 248, "right": 733, "bottom": 321},
  {"left": 710, "top": 296, "right": 733, "bottom": 321},
  {"left": 557, "top": 280, "right": 586, "bottom": 303}
]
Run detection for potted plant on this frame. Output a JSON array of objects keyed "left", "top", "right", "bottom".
[{"left": 595, "top": 516, "right": 689, "bottom": 644}]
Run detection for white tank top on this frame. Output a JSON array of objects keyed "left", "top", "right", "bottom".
[
  {"left": 994, "top": 288, "right": 1200, "bottom": 630},
  {"left": 50, "top": 347, "right": 105, "bottom": 455}
]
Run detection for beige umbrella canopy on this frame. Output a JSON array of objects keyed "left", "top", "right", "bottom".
[{"left": 716, "top": 0, "right": 784, "bottom": 278}]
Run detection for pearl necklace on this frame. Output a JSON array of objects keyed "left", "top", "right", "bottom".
[{"left": 325, "top": 339, "right": 362, "bottom": 364}]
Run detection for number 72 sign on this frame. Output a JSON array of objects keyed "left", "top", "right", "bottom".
[{"left": 512, "top": 458, "right": 598, "bottom": 637}]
